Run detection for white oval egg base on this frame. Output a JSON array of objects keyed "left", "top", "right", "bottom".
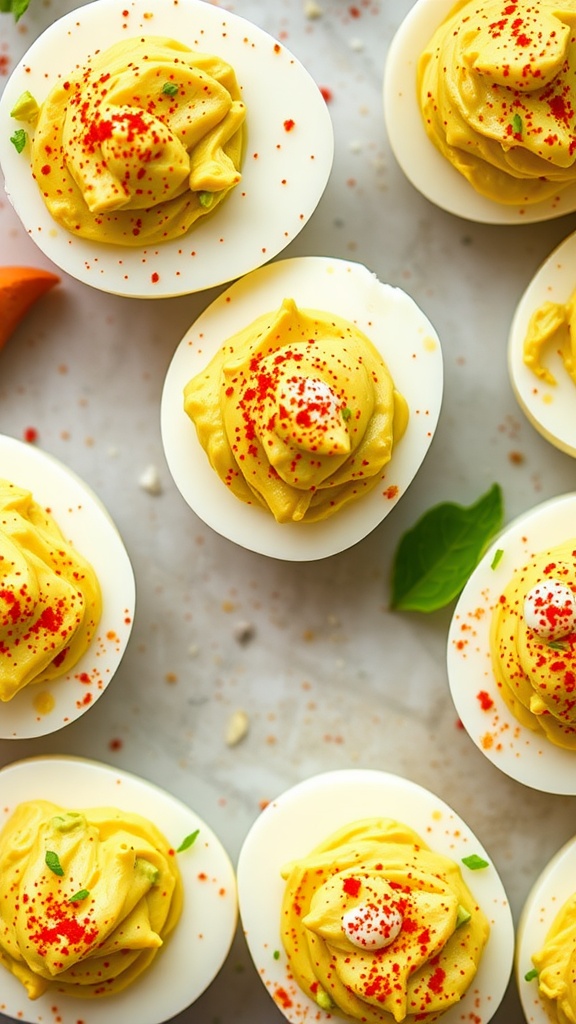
[
  {"left": 384, "top": 0, "right": 576, "bottom": 224},
  {"left": 0, "top": 0, "right": 334, "bottom": 298},
  {"left": 0, "top": 433, "right": 135, "bottom": 739},
  {"left": 160, "top": 256, "right": 444, "bottom": 561},
  {"left": 0, "top": 755, "right": 238, "bottom": 1024},
  {"left": 509, "top": 229, "right": 576, "bottom": 457},
  {"left": 236, "top": 768, "right": 514, "bottom": 1024},
  {"left": 516, "top": 833, "right": 576, "bottom": 1024},
  {"left": 447, "top": 492, "right": 576, "bottom": 794}
]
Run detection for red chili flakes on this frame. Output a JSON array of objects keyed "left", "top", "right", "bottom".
[
  {"left": 41, "top": 164, "right": 51, "bottom": 175},
  {"left": 151, "top": 272, "right": 160, "bottom": 284},
  {"left": 283, "top": 118, "right": 296, "bottom": 132},
  {"left": 476, "top": 690, "right": 494, "bottom": 712},
  {"left": 342, "top": 877, "right": 361, "bottom": 897},
  {"left": 274, "top": 987, "right": 293, "bottom": 1010},
  {"left": 319, "top": 86, "right": 333, "bottom": 103},
  {"left": 427, "top": 967, "right": 446, "bottom": 994},
  {"left": 23, "top": 426, "right": 38, "bottom": 443}
]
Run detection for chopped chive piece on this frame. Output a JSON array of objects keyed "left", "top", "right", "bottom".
[
  {"left": 10, "top": 128, "right": 27, "bottom": 153},
  {"left": 316, "top": 991, "right": 333, "bottom": 1011},
  {"left": 490, "top": 548, "right": 504, "bottom": 570},
  {"left": 461, "top": 853, "right": 489, "bottom": 870},
  {"left": 273, "top": 949, "right": 280, "bottom": 960},
  {"left": 341, "top": 407, "right": 352, "bottom": 421},
  {"left": 69, "top": 889, "right": 90, "bottom": 903},
  {"left": 547, "top": 639, "right": 569, "bottom": 651},
  {"left": 45, "top": 850, "right": 64, "bottom": 876},
  {"left": 456, "top": 904, "right": 471, "bottom": 928},
  {"left": 524, "top": 967, "right": 538, "bottom": 982},
  {"left": 162, "top": 82, "right": 178, "bottom": 97},
  {"left": 176, "top": 829, "right": 199, "bottom": 852},
  {"left": 512, "top": 113, "right": 523, "bottom": 134},
  {"left": 198, "top": 191, "right": 214, "bottom": 209}
]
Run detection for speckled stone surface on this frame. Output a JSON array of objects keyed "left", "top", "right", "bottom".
[{"left": 2, "top": 1, "right": 576, "bottom": 1022}]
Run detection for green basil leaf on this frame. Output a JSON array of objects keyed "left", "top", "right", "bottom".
[
  {"left": 176, "top": 828, "right": 199, "bottom": 852},
  {"left": 45, "top": 850, "right": 64, "bottom": 876},
  {"left": 0, "top": 0, "right": 31, "bottom": 20},
  {"left": 461, "top": 853, "right": 489, "bottom": 870},
  {"left": 390, "top": 483, "right": 504, "bottom": 613}
]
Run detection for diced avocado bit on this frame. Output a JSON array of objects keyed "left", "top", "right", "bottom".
[
  {"left": 316, "top": 990, "right": 333, "bottom": 1011},
  {"left": 10, "top": 90, "right": 39, "bottom": 123},
  {"left": 456, "top": 904, "right": 471, "bottom": 928},
  {"left": 198, "top": 191, "right": 214, "bottom": 209},
  {"left": 50, "top": 812, "right": 86, "bottom": 833},
  {"left": 10, "top": 129, "right": 27, "bottom": 154},
  {"left": 135, "top": 857, "right": 160, "bottom": 884}
]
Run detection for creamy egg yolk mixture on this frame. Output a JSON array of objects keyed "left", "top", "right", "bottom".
[
  {"left": 490, "top": 540, "right": 576, "bottom": 747},
  {"left": 0, "top": 800, "right": 183, "bottom": 999},
  {"left": 418, "top": 0, "right": 576, "bottom": 205},
  {"left": 183, "top": 298, "right": 408, "bottom": 524},
  {"left": 280, "top": 817, "right": 489, "bottom": 1023},
  {"left": 532, "top": 889, "right": 576, "bottom": 1023},
  {"left": 25, "top": 36, "right": 246, "bottom": 245},
  {"left": 523, "top": 290, "right": 576, "bottom": 386},
  {"left": 0, "top": 479, "right": 101, "bottom": 702}
]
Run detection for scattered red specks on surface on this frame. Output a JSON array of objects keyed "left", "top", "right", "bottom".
[
  {"left": 476, "top": 691, "right": 495, "bottom": 712},
  {"left": 283, "top": 118, "right": 295, "bottom": 132},
  {"left": 23, "top": 426, "right": 38, "bottom": 443},
  {"left": 349, "top": 5, "right": 361, "bottom": 16},
  {"left": 456, "top": 718, "right": 465, "bottom": 730},
  {"left": 274, "top": 986, "right": 293, "bottom": 1010},
  {"left": 319, "top": 85, "right": 333, "bottom": 103},
  {"left": 108, "top": 737, "right": 123, "bottom": 751},
  {"left": 151, "top": 272, "right": 160, "bottom": 284},
  {"left": 0, "top": 52, "right": 10, "bottom": 77}
]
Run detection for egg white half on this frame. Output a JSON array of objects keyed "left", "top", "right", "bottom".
[
  {"left": 508, "top": 228, "right": 576, "bottom": 456},
  {"left": 0, "top": 0, "right": 334, "bottom": 298},
  {"left": 160, "top": 255, "right": 443, "bottom": 561},
  {"left": 0, "top": 433, "right": 135, "bottom": 740},
  {"left": 447, "top": 492, "right": 576, "bottom": 794},
  {"left": 236, "top": 768, "right": 514, "bottom": 1024},
  {"left": 516, "top": 833, "right": 576, "bottom": 1024},
  {"left": 0, "top": 755, "right": 238, "bottom": 1024},
  {"left": 383, "top": 0, "right": 576, "bottom": 224}
]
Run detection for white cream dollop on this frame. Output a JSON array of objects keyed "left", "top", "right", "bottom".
[
  {"left": 524, "top": 578, "right": 576, "bottom": 641},
  {"left": 341, "top": 899, "right": 403, "bottom": 950}
]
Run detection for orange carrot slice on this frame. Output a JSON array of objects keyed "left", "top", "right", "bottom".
[{"left": 0, "top": 266, "right": 60, "bottom": 349}]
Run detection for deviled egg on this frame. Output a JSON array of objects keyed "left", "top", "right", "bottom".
[
  {"left": 160, "top": 256, "right": 443, "bottom": 561},
  {"left": 384, "top": 0, "right": 576, "bottom": 224},
  {"left": 0, "top": 433, "right": 134, "bottom": 740},
  {"left": 447, "top": 492, "right": 576, "bottom": 794},
  {"left": 237, "top": 768, "right": 514, "bottom": 1024},
  {"left": 0, "top": 755, "right": 237, "bottom": 1024},
  {"left": 516, "top": 833, "right": 576, "bottom": 1024},
  {"left": 509, "top": 229, "right": 576, "bottom": 457},
  {"left": 0, "top": 0, "right": 334, "bottom": 298}
]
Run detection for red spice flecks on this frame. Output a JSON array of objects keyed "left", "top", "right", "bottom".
[
  {"left": 0, "top": 590, "right": 21, "bottom": 624},
  {"left": 343, "top": 877, "right": 362, "bottom": 897},
  {"left": 283, "top": 118, "right": 296, "bottom": 132},
  {"left": 427, "top": 966, "right": 446, "bottom": 994},
  {"left": 109, "top": 737, "right": 123, "bottom": 751},
  {"left": 319, "top": 86, "right": 333, "bottom": 103},
  {"left": 30, "top": 605, "right": 64, "bottom": 635},
  {"left": 274, "top": 987, "right": 293, "bottom": 1010},
  {"left": 23, "top": 426, "right": 39, "bottom": 443},
  {"left": 151, "top": 272, "right": 160, "bottom": 284},
  {"left": 476, "top": 690, "right": 494, "bottom": 711},
  {"left": 31, "top": 906, "right": 98, "bottom": 955}
]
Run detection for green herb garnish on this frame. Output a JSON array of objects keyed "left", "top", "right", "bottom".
[
  {"left": 176, "top": 829, "right": 199, "bottom": 852},
  {"left": 316, "top": 991, "right": 333, "bottom": 1011},
  {"left": 273, "top": 949, "right": 280, "bottom": 960},
  {"left": 69, "top": 889, "right": 90, "bottom": 903},
  {"left": 0, "top": 0, "right": 32, "bottom": 21},
  {"left": 512, "top": 112, "right": 523, "bottom": 134},
  {"left": 45, "top": 850, "right": 64, "bottom": 876},
  {"left": 524, "top": 967, "right": 539, "bottom": 982},
  {"left": 198, "top": 191, "right": 215, "bottom": 209},
  {"left": 341, "top": 407, "right": 352, "bottom": 421},
  {"left": 390, "top": 483, "right": 504, "bottom": 612},
  {"left": 461, "top": 853, "right": 489, "bottom": 871},
  {"left": 10, "top": 128, "right": 27, "bottom": 154},
  {"left": 547, "top": 639, "right": 569, "bottom": 652},
  {"left": 162, "top": 82, "right": 178, "bottom": 97},
  {"left": 491, "top": 548, "right": 504, "bottom": 570}
]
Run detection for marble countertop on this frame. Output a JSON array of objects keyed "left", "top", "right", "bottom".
[{"left": 2, "top": 1, "right": 576, "bottom": 1021}]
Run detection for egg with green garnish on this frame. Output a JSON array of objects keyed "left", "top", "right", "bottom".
[
  {"left": 237, "top": 769, "right": 514, "bottom": 1024},
  {"left": 0, "top": 755, "right": 237, "bottom": 1024},
  {"left": 0, "top": 0, "right": 333, "bottom": 298}
]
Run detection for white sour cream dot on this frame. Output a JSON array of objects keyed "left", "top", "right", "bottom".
[
  {"left": 524, "top": 578, "right": 576, "bottom": 641},
  {"left": 342, "top": 900, "right": 403, "bottom": 950}
]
